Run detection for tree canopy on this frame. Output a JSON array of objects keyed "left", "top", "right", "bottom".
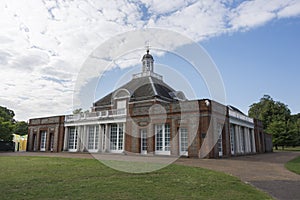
[
  {"left": 248, "top": 95, "right": 299, "bottom": 149},
  {"left": 0, "top": 106, "right": 28, "bottom": 141}
]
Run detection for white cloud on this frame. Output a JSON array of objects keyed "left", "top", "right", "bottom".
[{"left": 0, "top": 0, "right": 299, "bottom": 121}]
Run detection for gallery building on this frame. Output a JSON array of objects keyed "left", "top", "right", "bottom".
[{"left": 27, "top": 50, "right": 273, "bottom": 158}]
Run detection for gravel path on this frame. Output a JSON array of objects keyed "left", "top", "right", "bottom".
[{"left": 1, "top": 151, "right": 299, "bottom": 200}]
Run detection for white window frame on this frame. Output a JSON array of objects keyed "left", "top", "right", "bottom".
[
  {"left": 50, "top": 133, "right": 54, "bottom": 152},
  {"left": 179, "top": 127, "right": 188, "bottom": 156},
  {"left": 110, "top": 123, "right": 124, "bottom": 153},
  {"left": 155, "top": 124, "right": 171, "bottom": 155},
  {"left": 140, "top": 129, "right": 147, "bottom": 155},
  {"left": 40, "top": 131, "right": 47, "bottom": 151},
  {"left": 87, "top": 125, "right": 99, "bottom": 153},
  {"left": 217, "top": 123, "right": 223, "bottom": 157},
  {"left": 117, "top": 100, "right": 126, "bottom": 109},
  {"left": 68, "top": 127, "right": 78, "bottom": 152}
]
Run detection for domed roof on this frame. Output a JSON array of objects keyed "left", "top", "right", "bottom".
[{"left": 142, "top": 49, "right": 153, "bottom": 60}]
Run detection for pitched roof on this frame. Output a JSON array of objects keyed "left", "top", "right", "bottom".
[{"left": 93, "top": 75, "right": 181, "bottom": 107}]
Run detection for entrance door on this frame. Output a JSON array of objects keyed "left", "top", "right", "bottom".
[
  {"left": 110, "top": 124, "right": 124, "bottom": 153},
  {"left": 68, "top": 127, "right": 78, "bottom": 152},
  {"left": 40, "top": 131, "right": 47, "bottom": 151},
  {"left": 140, "top": 129, "right": 147, "bottom": 155},
  {"left": 179, "top": 128, "right": 188, "bottom": 156}
]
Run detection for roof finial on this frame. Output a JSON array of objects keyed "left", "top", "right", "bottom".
[{"left": 145, "top": 41, "right": 150, "bottom": 54}]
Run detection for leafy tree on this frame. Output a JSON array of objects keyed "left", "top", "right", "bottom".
[
  {"left": 14, "top": 121, "right": 28, "bottom": 136},
  {"left": 249, "top": 95, "right": 290, "bottom": 130},
  {"left": 0, "top": 106, "right": 29, "bottom": 141},
  {"left": 73, "top": 108, "right": 89, "bottom": 114},
  {"left": 248, "top": 95, "right": 296, "bottom": 148},
  {"left": 0, "top": 118, "right": 14, "bottom": 141},
  {"left": 0, "top": 106, "right": 15, "bottom": 122},
  {"left": 0, "top": 106, "right": 16, "bottom": 141},
  {"left": 73, "top": 108, "right": 83, "bottom": 114},
  {"left": 266, "top": 121, "right": 286, "bottom": 149}
]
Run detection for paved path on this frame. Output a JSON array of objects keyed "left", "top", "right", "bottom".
[
  {"left": 1, "top": 151, "right": 299, "bottom": 200},
  {"left": 175, "top": 152, "right": 300, "bottom": 200}
]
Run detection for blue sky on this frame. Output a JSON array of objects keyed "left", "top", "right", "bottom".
[
  {"left": 0, "top": 0, "right": 300, "bottom": 120},
  {"left": 202, "top": 17, "right": 300, "bottom": 114},
  {"left": 93, "top": 17, "right": 300, "bottom": 115}
]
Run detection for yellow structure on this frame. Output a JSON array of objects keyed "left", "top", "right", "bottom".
[{"left": 13, "top": 134, "right": 27, "bottom": 151}]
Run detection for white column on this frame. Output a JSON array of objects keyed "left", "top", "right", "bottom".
[
  {"left": 244, "top": 128, "right": 248, "bottom": 153},
  {"left": 82, "top": 125, "right": 87, "bottom": 152},
  {"left": 77, "top": 126, "right": 82, "bottom": 152},
  {"left": 251, "top": 129, "right": 256, "bottom": 153},
  {"left": 247, "top": 128, "right": 251, "bottom": 153},
  {"left": 245, "top": 128, "right": 250, "bottom": 154},
  {"left": 240, "top": 126, "right": 244, "bottom": 154},
  {"left": 63, "top": 127, "right": 68, "bottom": 151},
  {"left": 105, "top": 124, "right": 109, "bottom": 152},
  {"left": 98, "top": 124, "right": 102, "bottom": 153},
  {"left": 235, "top": 125, "right": 240, "bottom": 154}
]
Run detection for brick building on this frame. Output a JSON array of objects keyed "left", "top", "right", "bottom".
[
  {"left": 27, "top": 116, "right": 65, "bottom": 152},
  {"left": 28, "top": 50, "right": 272, "bottom": 158}
]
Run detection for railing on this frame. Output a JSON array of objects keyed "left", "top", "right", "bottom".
[
  {"left": 132, "top": 71, "right": 163, "bottom": 80},
  {"left": 229, "top": 109, "right": 254, "bottom": 123},
  {"left": 65, "top": 108, "right": 126, "bottom": 122}
]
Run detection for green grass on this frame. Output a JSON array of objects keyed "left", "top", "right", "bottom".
[
  {"left": 273, "top": 146, "right": 300, "bottom": 152},
  {"left": 285, "top": 156, "right": 300, "bottom": 175},
  {"left": 0, "top": 156, "right": 272, "bottom": 200}
]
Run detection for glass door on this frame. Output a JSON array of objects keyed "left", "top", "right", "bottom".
[
  {"left": 40, "top": 131, "right": 47, "bottom": 151},
  {"left": 140, "top": 129, "right": 147, "bottom": 154},
  {"left": 179, "top": 128, "right": 188, "bottom": 156}
]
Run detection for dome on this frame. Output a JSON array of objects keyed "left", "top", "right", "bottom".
[{"left": 142, "top": 49, "right": 153, "bottom": 60}]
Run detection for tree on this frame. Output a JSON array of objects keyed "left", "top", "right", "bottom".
[
  {"left": 266, "top": 121, "right": 286, "bottom": 149},
  {"left": 248, "top": 95, "right": 294, "bottom": 148},
  {"left": 0, "top": 106, "right": 15, "bottom": 141},
  {"left": 0, "top": 119, "right": 14, "bottom": 141},
  {"left": 0, "top": 106, "right": 29, "bottom": 141},
  {"left": 249, "top": 95, "right": 290, "bottom": 129},
  {"left": 73, "top": 108, "right": 89, "bottom": 114},
  {"left": 73, "top": 108, "right": 83, "bottom": 114},
  {"left": 0, "top": 106, "right": 15, "bottom": 122},
  {"left": 14, "top": 121, "right": 28, "bottom": 136}
]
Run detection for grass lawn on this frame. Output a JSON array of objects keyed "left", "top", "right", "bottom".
[
  {"left": 285, "top": 156, "right": 300, "bottom": 175},
  {"left": 273, "top": 146, "right": 300, "bottom": 152},
  {"left": 0, "top": 156, "right": 272, "bottom": 200}
]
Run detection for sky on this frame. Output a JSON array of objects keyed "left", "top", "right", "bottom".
[{"left": 0, "top": 0, "right": 300, "bottom": 121}]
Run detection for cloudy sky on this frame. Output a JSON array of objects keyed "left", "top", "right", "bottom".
[{"left": 0, "top": 0, "right": 300, "bottom": 121}]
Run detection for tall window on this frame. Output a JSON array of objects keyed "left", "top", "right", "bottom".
[
  {"left": 68, "top": 127, "right": 78, "bottom": 151},
  {"left": 217, "top": 123, "right": 223, "bottom": 157},
  {"left": 88, "top": 125, "right": 99, "bottom": 151},
  {"left": 179, "top": 127, "right": 188, "bottom": 156},
  {"left": 110, "top": 124, "right": 124, "bottom": 152},
  {"left": 40, "top": 131, "right": 47, "bottom": 151},
  {"left": 49, "top": 133, "right": 54, "bottom": 152},
  {"left": 155, "top": 124, "right": 170, "bottom": 155},
  {"left": 141, "top": 129, "right": 147, "bottom": 154}
]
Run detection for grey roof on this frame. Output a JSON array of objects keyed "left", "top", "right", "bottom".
[
  {"left": 93, "top": 76, "right": 180, "bottom": 107},
  {"left": 228, "top": 105, "right": 247, "bottom": 116}
]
